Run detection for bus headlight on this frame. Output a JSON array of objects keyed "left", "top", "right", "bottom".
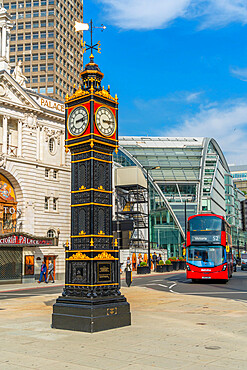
[
  {"left": 222, "top": 265, "right": 227, "bottom": 271},
  {"left": 186, "top": 265, "right": 190, "bottom": 271}
]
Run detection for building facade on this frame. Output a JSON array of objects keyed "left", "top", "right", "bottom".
[
  {"left": 115, "top": 137, "right": 247, "bottom": 255},
  {"left": 0, "top": 12, "right": 71, "bottom": 283},
  {"left": 3, "top": 0, "right": 83, "bottom": 99}
]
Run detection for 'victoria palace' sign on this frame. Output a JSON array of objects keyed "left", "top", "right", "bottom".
[{"left": 0, "top": 234, "right": 54, "bottom": 247}]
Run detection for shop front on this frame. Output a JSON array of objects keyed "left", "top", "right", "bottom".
[{"left": 0, "top": 233, "right": 57, "bottom": 284}]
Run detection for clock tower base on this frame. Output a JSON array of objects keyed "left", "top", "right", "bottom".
[{"left": 52, "top": 295, "right": 131, "bottom": 333}]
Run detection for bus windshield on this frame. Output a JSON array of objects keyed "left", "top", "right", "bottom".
[
  {"left": 187, "top": 246, "right": 226, "bottom": 267},
  {"left": 189, "top": 216, "right": 222, "bottom": 232}
]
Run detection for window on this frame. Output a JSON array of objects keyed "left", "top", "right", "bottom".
[
  {"left": 48, "top": 53, "right": 53, "bottom": 59},
  {"left": 10, "top": 35, "right": 16, "bottom": 41},
  {"left": 48, "top": 20, "right": 54, "bottom": 27},
  {"left": 49, "top": 138, "right": 55, "bottom": 154},
  {"left": 48, "top": 75, "right": 53, "bottom": 82},
  {"left": 41, "top": 20, "right": 46, "bottom": 27},
  {"left": 3, "top": 3, "right": 9, "bottom": 9},
  {"left": 33, "top": 11, "right": 39, "bottom": 17},
  {"left": 18, "top": 12, "right": 24, "bottom": 19},
  {"left": 33, "top": 43, "right": 38, "bottom": 50},
  {"left": 41, "top": 0, "right": 46, "bottom": 4},
  {"left": 40, "top": 64, "right": 46, "bottom": 71},
  {"left": 33, "top": 0, "right": 39, "bottom": 6},
  {"left": 26, "top": 1, "right": 31, "bottom": 7},
  {"left": 10, "top": 56, "right": 15, "bottom": 63},
  {"left": 33, "top": 22, "right": 39, "bottom": 28},
  {"left": 53, "top": 198, "right": 57, "bottom": 211},
  {"left": 26, "top": 11, "right": 31, "bottom": 18},
  {"left": 48, "top": 64, "right": 53, "bottom": 71},
  {"left": 40, "top": 31, "right": 46, "bottom": 38},
  {"left": 49, "top": 0, "right": 54, "bottom": 4},
  {"left": 25, "top": 22, "right": 31, "bottom": 29},
  {"left": 47, "top": 229, "right": 55, "bottom": 238},
  {"left": 40, "top": 10, "right": 46, "bottom": 17},
  {"left": 45, "top": 168, "right": 50, "bottom": 178},
  {"left": 17, "top": 45, "right": 23, "bottom": 51},
  {"left": 32, "top": 77, "right": 38, "bottom": 83},
  {"left": 40, "top": 42, "right": 46, "bottom": 49},
  {"left": 25, "top": 44, "right": 31, "bottom": 50},
  {"left": 40, "top": 53, "right": 46, "bottom": 60},
  {"left": 33, "top": 65, "right": 38, "bottom": 72},
  {"left": 25, "top": 54, "right": 31, "bottom": 61},
  {"left": 48, "top": 9, "right": 54, "bottom": 15},
  {"left": 48, "top": 42, "right": 54, "bottom": 49},
  {"left": 40, "top": 76, "right": 46, "bottom": 82},
  {"left": 53, "top": 169, "right": 58, "bottom": 179},
  {"left": 47, "top": 86, "right": 54, "bottom": 93},
  {"left": 25, "top": 66, "right": 30, "bottom": 73},
  {"left": 25, "top": 33, "right": 31, "bottom": 39},
  {"left": 11, "top": 2, "right": 16, "bottom": 9},
  {"left": 45, "top": 197, "right": 49, "bottom": 210},
  {"left": 48, "top": 31, "right": 54, "bottom": 38},
  {"left": 18, "top": 23, "right": 24, "bottom": 29},
  {"left": 33, "top": 32, "right": 38, "bottom": 39},
  {"left": 18, "top": 34, "right": 23, "bottom": 40},
  {"left": 10, "top": 46, "right": 16, "bottom": 52},
  {"left": 40, "top": 87, "right": 46, "bottom": 94}
]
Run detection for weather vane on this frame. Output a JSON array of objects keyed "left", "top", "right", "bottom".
[{"left": 75, "top": 19, "right": 106, "bottom": 56}]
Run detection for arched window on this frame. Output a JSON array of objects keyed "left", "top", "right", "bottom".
[
  {"left": 47, "top": 229, "right": 55, "bottom": 238},
  {"left": 48, "top": 138, "right": 55, "bottom": 154}
]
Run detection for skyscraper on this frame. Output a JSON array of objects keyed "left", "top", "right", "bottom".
[{"left": 3, "top": 0, "right": 83, "bottom": 99}]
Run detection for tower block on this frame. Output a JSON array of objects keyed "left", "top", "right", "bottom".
[{"left": 52, "top": 55, "right": 131, "bottom": 332}]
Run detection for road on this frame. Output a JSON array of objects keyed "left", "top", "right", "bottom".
[
  {"left": 128, "top": 267, "right": 247, "bottom": 301},
  {"left": 0, "top": 268, "right": 246, "bottom": 301}
]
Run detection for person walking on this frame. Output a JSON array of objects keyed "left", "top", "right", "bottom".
[
  {"left": 125, "top": 256, "right": 132, "bottom": 271},
  {"left": 46, "top": 260, "right": 55, "bottom": 283},
  {"left": 38, "top": 261, "right": 47, "bottom": 283},
  {"left": 152, "top": 252, "right": 157, "bottom": 271}
]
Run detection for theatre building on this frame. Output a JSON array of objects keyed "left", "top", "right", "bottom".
[{"left": 0, "top": 7, "right": 70, "bottom": 283}]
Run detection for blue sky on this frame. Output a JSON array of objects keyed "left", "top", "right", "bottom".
[{"left": 83, "top": 0, "right": 247, "bottom": 164}]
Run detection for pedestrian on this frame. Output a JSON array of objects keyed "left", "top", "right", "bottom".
[
  {"left": 46, "top": 260, "right": 55, "bottom": 283},
  {"left": 157, "top": 253, "right": 162, "bottom": 263},
  {"left": 125, "top": 256, "right": 132, "bottom": 271},
  {"left": 38, "top": 261, "right": 47, "bottom": 283},
  {"left": 152, "top": 252, "right": 157, "bottom": 271}
]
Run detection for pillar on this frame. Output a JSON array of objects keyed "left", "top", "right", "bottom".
[
  {"left": 40, "top": 126, "right": 44, "bottom": 161},
  {"left": 2, "top": 25, "right": 6, "bottom": 58},
  {"left": 61, "top": 131, "right": 65, "bottom": 165},
  {"left": 17, "top": 120, "right": 22, "bottom": 157},
  {"left": 36, "top": 125, "right": 40, "bottom": 160},
  {"left": 2, "top": 115, "right": 8, "bottom": 154}
]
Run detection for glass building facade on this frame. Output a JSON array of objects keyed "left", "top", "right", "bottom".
[{"left": 113, "top": 137, "right": 247, "bottom": 256}]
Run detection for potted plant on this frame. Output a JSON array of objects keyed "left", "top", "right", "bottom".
[
  {"left": 178, "top": 256, "right": 186, "bottom": 270},
  {"left": 169, "top": 256, "right": 179, "bottom": 271},
  {"left": 156, "top": 260, "right": 167, "bottom": 272},
  {"left": 165, "top": 259, "right": 173, "bottom": 272},
  {"left": 137, "top": 261, "right": 150, "bottom": 274}
]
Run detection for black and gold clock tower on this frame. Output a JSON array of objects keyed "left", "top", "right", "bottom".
[{"left": 52, "top": 54, "right": 131, "bottom": 332}]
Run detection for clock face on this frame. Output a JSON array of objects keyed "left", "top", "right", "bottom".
[
  {"left": 68, "top": 106, "right": 89, "bottom": 136},
  {"left": 95, "top": 107, "right": 116, "bottom": 137}
]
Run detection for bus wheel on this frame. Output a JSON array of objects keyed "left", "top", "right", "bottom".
[{"left": 191, "top": 279, "right": 197, "bottom": 283}]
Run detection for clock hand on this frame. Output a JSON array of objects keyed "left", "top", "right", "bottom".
[{"left": 102, "top": 120, "right": 112, "bottom": 124}]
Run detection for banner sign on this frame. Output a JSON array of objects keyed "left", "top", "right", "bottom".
[
  {"left": 191, "top": 233, "right": 221, "bottom": 244},
  {"left": 0, "top": 234, "right": 54, "bottom": 246}
]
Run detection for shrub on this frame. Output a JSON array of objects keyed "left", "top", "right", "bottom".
[
  {"left": 169, "top": 256, "right": 177, "bottom": 261},
  {"left": 178, "top": 256, "right": 185, "bottom": 261},
  {"left": 165, "top": 260, "right": 172, "bottom": 265},
  {"left": 140, "top": 261, "right": 147, "bottom": 267},
  {"left": 159, "top": 260, "right": 164, "bottom": 265}
]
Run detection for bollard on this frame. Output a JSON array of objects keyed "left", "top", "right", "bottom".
[{"left": 126, "top": 270, "right": 132, "bottom": 287}]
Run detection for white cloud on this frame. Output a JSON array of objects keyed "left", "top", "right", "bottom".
[
  {"left": 98, "top": 0, "right": 247, "bottom": 30},
  {"left": 230, "top": 67, "right": 247, "bottom": 81},
  {"left": 164, "top": 101, "right": 247, "bottom": 164}
]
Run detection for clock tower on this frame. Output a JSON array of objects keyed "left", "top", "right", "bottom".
[{"left": 52, "top": 53, "right": 131, "bottom": 332}]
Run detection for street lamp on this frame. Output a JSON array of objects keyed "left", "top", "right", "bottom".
[{"left": 146, "top": 166, "right": 160, "bottom": 272}]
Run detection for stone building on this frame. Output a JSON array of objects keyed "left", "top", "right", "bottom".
[{"left": 0, "top": 9, "right": 70, "bottom": 283}]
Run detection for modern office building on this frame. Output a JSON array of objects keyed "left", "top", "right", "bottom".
[
  {"left": 114, "top": 137, "right": 247, "bottom": 254},
  {"left": 3, "top": 0, "right": 83, "bottom": 99},
  {"left": 230, "top": 164, "right": 247, "bottom": 198}
]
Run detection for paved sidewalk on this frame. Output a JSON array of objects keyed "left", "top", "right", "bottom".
[{"left": 0, "top": 285, "right": 247, "bottom": 369}]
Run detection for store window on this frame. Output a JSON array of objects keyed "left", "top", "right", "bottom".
[
  {"left": 25, "top": 256, "right": 34, "bottom": 275},
  {"left": 47, "top": 229, "right": 55, "bottom": 238}
]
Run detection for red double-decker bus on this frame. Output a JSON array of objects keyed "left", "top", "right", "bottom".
[{"left": 186, "top": 214, "right": 233, "bottom": 282}]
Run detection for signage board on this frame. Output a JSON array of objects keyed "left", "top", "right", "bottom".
[
  {"left": 0, "top": 234, "right": 54, "bottom": 246},
  {"left": 37, "top": 97, "right": 65, "bottom": 114},
  {"left": 97, "top": 262, "right": 112, "bottom": 283}
]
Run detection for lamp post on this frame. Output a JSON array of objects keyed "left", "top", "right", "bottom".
[{"left": 146, "top": 166, "right": 160, "bottom": 272}]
